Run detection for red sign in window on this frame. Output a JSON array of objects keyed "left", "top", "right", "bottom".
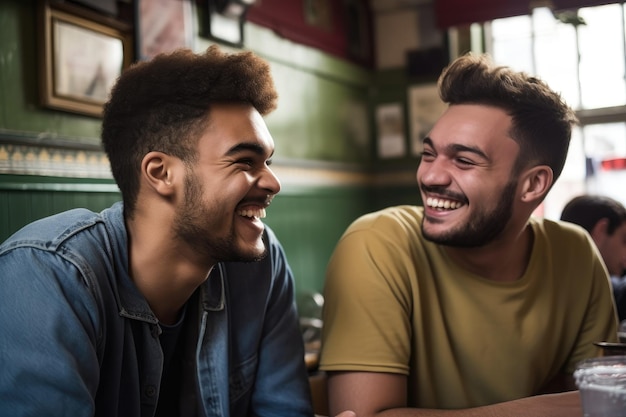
[{"left": 601, "top": 158, "right": 626, "bottom": 171}]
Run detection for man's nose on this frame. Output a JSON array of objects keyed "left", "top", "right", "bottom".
[
  {"left": 259, "top": 165, "right": 281, "bottom": 195},
  {"left": 417, "top": 159, "right": 452, "bottom": 187}
]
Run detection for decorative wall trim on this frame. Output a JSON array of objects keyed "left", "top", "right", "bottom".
[
  {"left": 0, "top": 181, "right": 119, "bottom": 193},
  {"left": 0, "top": 143, "right": 112, "bottom": 178},
  {"left": 0, "top": 130, "right": 418, "bottom": 187}
]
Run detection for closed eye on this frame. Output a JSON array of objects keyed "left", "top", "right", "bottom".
[
  {"left": 420, "top": 149, "right": 435, "bottom": 161},
  {"left": 455, "top": 157, "right": 476, "bottom": 166},
  {"left": 234, "top": 157, "right": 275, "bottom": 170},
  {"left": 226, "top": 142, "right": 275, "bottom": 170},
  {"left": 236, "top": 158, "right": 254, "bottom": 168}
]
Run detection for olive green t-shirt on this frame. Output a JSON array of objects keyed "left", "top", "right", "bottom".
[{"left": 320, "top": 205, "right": 618, "bottom": 409}]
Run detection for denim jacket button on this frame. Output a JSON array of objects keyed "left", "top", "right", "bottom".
[{"left": 144, "top": 385, "right": 157, "bottom": 398}]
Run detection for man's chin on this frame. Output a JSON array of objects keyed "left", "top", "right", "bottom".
[
  {"left": 422, "top": 228, "right": 476, "bottom": 248},
  {"left": 235, "top": 244, "right": 268, "bottom": 263}
]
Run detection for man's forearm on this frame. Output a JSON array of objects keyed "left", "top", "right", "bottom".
[{"left": 371, "top": 392, "right": 582, "bottom": 417}]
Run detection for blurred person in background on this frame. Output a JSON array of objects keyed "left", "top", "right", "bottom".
[{"left": 561, "top": 194, "right": 626, "bottom": 322}]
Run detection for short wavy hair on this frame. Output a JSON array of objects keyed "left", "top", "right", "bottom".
[
  {"left": 438, "top": 53, "right": 578, "bottom": 184},
  {"left": 561, "top": 195, "right": 626, "bottom": 235},
  {"left": 102, "top": 45, "right": 278, "bottom": 216}
]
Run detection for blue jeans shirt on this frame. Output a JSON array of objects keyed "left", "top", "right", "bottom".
[{"left": 0, "top": 202, "right": 313, "bottom": 417}]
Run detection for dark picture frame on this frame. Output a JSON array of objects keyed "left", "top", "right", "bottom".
[
  {"left": 199, "top": 0, "right": 246, "bottom": 48},
  {"left": 38, "top": 2, "right": 133, "bottom": 118},
  {"left": 344, "top": 0, "right": 373, "bottom": 66}
]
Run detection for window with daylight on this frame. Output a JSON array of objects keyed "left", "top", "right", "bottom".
[{"left": 479, "top": 3, "right": 626, "bottom": 219}]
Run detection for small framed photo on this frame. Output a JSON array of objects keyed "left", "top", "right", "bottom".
[
  {"left": 376, "top": 103, "right": 406, "bottom": 159},
  {"left": 38, "top": 3, "right": 133, "bottom": 118},
  {"left": 136, "top": 0, "right": 194, "bottom": 61},
  {"left": 407, "top": 83, "right": 447, "bottom": 156},
  {"left": 200, "top": 1, "right": 246, "bottom": 48}
]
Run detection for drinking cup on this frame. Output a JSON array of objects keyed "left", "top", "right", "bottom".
[{"left": 574, "top": 355, "right": 626, "bottom": 417}]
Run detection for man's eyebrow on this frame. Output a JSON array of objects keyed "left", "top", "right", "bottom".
[
  {"left": 225, "top": 142, "right": 275, "bottom": 160},
  {"left": 450, "top": 144, "right": 489, "bottom": 160},
  {"left": 423, "top": 137, "right": 489, "bottom": 160}
]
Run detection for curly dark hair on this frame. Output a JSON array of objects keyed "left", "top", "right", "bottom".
[
  {"left": 101, "top": 45, "right": 278, "bottom": 216},
  {"left": 437, "top": 53, "right": 578, "bottom": 184}
]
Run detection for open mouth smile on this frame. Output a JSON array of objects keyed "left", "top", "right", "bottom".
[
  {"left": 425, "top": 197, "right": 464, "bottom": 211},
  {"left": 237, "top": 208, "right": 266, "bottom": 219}
]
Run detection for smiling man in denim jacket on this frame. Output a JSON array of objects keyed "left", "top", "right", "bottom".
[{"left": 0, "top": 46, "right": 317, "bottom": 417}]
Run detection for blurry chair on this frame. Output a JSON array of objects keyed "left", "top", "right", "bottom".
[
  {"left": 301, "top": 317, "right": 323, "bottom": 350},
  {"left": 299, "top": 292, "right": 327, "bottom": 415}
]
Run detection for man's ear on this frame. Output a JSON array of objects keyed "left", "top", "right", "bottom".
[
  {"left": 520, "top": 165, "right": 553, "bottom": 204},
  {"left": 141, "top": 151, "right": 179, "bottom": 197},
  {"left": 591, "top": 218, "right": 610, "bottom": 241}
]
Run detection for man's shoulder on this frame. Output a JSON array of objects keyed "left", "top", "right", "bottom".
[
  {"left": 530, "top": 217, "right": 599, "bottom": 264},
  {"left": 350, "top": 205, "right": 423, "bottom": 231},
  {"left": 0, "top": 204, "right": 127, "bottom": 319},
  {"left": 332, "top": 205, "right": 426, "bottom": 254},
  {"left": 531, "top": 216, "right": 591, "bottom": 243},
  {"left": 1, "top": 203, "right": 123, "bottom": 256},
  {"left": 3, "top": 208, "right": 98, "bottom": 245}
]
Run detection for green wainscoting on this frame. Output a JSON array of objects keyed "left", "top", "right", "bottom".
[
  {"left": 0, "top": 175, "right": 378, "bottom": 296},
  {"left": 265, "top": 185, "right": 372, "bottom": 295},
  {"left": 0, "top": 175, "right": 121, "bottom": 241}
]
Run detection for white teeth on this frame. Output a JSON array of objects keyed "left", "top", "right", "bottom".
[
  {"left": 237, "top": 208, "right": 266, "bottom": 219},
  {"left": 426, "top": 197, "right": 462, "bottom": 210}
]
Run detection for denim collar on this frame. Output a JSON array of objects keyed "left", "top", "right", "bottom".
[{"left": 105, "top": 202, "right": 226, "bottom": 323}]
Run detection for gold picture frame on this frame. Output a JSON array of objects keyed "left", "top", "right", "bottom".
[{"left": 38, "top": 2, "right": 133, "bottom": 118}]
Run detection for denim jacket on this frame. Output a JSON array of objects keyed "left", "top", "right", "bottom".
[{"left": 0, "top": 202, "right": 313, "bottom": 417}]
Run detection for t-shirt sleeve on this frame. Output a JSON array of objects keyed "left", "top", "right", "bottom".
[
  {"left": 320, "top": 214, "right": 415, "bottom": 375},
  {"left": 564, "top": 240, "right": 619, "bottom": 373}
]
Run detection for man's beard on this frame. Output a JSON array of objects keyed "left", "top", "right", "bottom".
[
  {"left": 173, "top": 172, "right": 267, "bottom": 263},
  {"left": 421, "top": 180, "right": 518, "bottom": 248}
]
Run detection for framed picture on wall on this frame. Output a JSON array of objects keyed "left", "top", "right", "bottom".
[
  {"left": 199, "top": 0, "right": 246, "bottom": 47},
  {"left": 376, "top": 103, "right": 406, "bottom": 159},
  {"left": 38, "top": 2, "right": 133, "bottom": 118},
  {"left": 136, "top": 0, "right": 195, "bottom": 61},
  {"left": 407, "top": 83, "right": 447, "bottom": 156}
]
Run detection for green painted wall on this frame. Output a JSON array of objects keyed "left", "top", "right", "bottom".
[
  {"left": 0, "top": 0, "right": 377, "bottom": 162},
  {"left": 0, "top": 0, "right": 421, "bottom": 298},
  {"left": 0, "top": 0, "right": 103, "bottom": 146},
  {"left": 0, "top": 176, "right": 121, "bottom": 241},
  {"left": 264, "top": 185, "right": 372, "bottom": 294},
  {"left": 0, "top": 175, "right": 373, "bottom": 298}
]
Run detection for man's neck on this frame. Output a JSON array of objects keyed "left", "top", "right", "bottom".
[
  {"left": 444, "top": 223, "right": 534, "bottom": 282},
  {"left": 126, "top": 215, "right": 214, "bottom": 325}
]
